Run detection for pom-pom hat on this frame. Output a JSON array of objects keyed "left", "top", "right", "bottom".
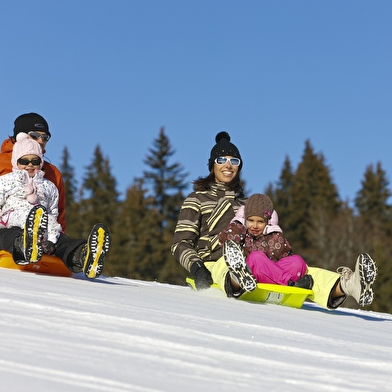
[
  {"left": 245, "top": 194, "right": 274, "bottom": 221},
  {"left": 208, "top": 131, "right": 242, "bottom": 171},
  {"left": 13, "top": 112, "right": 51, "bottom": 138},
  {"left": 12, "top": 133, "right": 44, "bottom": 170}
]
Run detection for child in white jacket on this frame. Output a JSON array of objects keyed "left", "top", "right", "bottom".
[{"left": 0, "top": 134, "right": 61, "bottom": 240}]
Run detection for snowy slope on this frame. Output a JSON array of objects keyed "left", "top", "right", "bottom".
[{"left": 0, "top": 268, "right": 391, "bottom": 392}]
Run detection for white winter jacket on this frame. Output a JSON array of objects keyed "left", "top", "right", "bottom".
[{"left": 0, "top": 169, "right": 62, "bottom": 243}]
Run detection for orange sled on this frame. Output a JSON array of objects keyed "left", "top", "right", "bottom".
[{"left": 0, "top": 250, "right": 73, "bottom": 277}]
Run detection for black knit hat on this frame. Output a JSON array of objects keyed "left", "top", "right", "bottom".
[
  {"left": 13, "top": 113, "right": 51, "bottom": 138},
  {"left": 208, "top": 131, "right": 242, "bottom": 171}
]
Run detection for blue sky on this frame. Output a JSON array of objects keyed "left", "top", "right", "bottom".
[{"left": 1, "top": 1, "right": 391, "bottom": 205}]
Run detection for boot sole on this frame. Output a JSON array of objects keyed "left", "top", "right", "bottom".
[
  {"left": 358, "top": 253, "right": 378, "bottom": 307},
  {"left": 83, "top": 223, "right": 111, "bottom": 279},
  {"left": 20, "top": 205, "right": 48, "bottom": 264},
  {"left": 223, "top": 240, "right": 256, "bottom": 292}
]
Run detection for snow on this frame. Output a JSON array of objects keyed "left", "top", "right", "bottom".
[{"left": 0, "top": 269, "right": 391, "bottom": 392}]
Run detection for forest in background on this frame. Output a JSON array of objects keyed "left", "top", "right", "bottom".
[{"left": 60, "top": 128, "right": 392, "bottom": 313}]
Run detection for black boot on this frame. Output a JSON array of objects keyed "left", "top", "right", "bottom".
[
  {"left": 13, "top": 236, "right": 28, "bottom": 266},
  {"left": 68, "top": 224, "right": 110, "bottom": 278},
  {"left": 69, "top": 244, "right": 87, "bottom": 273},
  {"left": 289, "top": 274, "right": 314, "bottom": 290}
]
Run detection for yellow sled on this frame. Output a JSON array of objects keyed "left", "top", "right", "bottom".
[
  {"left": 186, "top": 277, "right": 313, "bottom": 309},
  {"left": 0, "top": 250, "right": 73, "bottom": 277}
]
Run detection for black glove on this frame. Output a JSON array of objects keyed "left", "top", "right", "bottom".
[
  {"left": 190, "top": 260, "right": 213, "bottom": 290},
  {"left": 42, "top": 240, "right": 57, "bottom": 255}
]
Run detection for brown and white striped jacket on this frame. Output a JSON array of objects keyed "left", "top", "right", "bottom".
[{"left": 171, "top": 181, "right": 245, "bottom": 272}]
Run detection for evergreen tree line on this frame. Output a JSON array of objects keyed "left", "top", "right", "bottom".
[{"left": 60, "top": 129, "right": 392, "bottom": 313}]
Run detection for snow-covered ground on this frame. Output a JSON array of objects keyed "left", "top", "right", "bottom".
[{"left": 0, "top": 268, "right": 391, "bottom": 392}]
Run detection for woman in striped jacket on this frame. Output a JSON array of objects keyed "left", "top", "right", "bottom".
[{"left": 171, "top": 131, "right": 246, "bottom": 297}]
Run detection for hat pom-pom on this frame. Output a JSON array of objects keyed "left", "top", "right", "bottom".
[
  {"left": 215, "top": 131, "right": 230, "bottom": 143},
  {"left": 24, "top": 184, "right": 37, "bottom": 204},
  {"left": 24, "top": 184, "right": 34, "bottom": 195},
  {"left": 26, "top": 193, "right": 37, "bottom": 204}
]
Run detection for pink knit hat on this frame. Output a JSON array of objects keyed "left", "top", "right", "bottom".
[{"left": 12, "top": 133, "right": 43, "bottom": 170}]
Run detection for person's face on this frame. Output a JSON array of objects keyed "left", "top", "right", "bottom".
[
  {"left": 26, "top": 131, "right": 50, "bottom": 151},
  {"left": 246, "top": 216, "right": 267, "bottom": 237},
  {"left": 213, "top": 155, "right": 240, "bottom": 183},
  {"left": 17, "top": 154, "right": 41, "bottom": 177}
]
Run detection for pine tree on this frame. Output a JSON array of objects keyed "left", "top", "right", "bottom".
[
  {"left": 354, "top": 162, "right": 392, "bottom": 312},
  {"left": 306, "top": 201, "right": 360, "bottom": 271},
  {"left": 143, "top": 127, "right": 188, "bottom": 226},
  {"left": 107, "top": 178, "right": 161, "bottom": 279},
  {"left": 142, "top": 127, "right": 189, "bottom": 284},
  {"left": 80, "top": 146, "right": 120, "bottom": 237},
  {"left": 355, "top": 162, "right": 392, "bottom": 235},
  {"left": 289, "top": 140, "right": 340, "bottom": 263},
  {"left": 266, "top": 156, "right": 295, "bottom": 232},
  {"left": 59, "top": 147, "right": 81, "bottom": 237}
]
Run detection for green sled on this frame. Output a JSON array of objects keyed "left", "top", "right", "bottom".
[{"left": 186, "top": 277, "right": 313, "bottom": 309}]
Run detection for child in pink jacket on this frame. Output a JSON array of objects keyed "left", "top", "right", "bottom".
[{"left": 219, "top": 193, "right": 312, "bottom": 288}]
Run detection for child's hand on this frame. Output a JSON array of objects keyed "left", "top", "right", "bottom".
[{"left": 218, "top": 221, "right": 246, "bottom": 246}]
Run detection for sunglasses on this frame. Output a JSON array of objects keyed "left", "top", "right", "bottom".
[
  {"left": 17, "top": 157, "right": 42, "bottom": 166},
  {"left": 28, "top": 131, "right": 51, "bottom": 142},
  {"left": 214, "top": 156, "right": 241, "bottom": 166}
]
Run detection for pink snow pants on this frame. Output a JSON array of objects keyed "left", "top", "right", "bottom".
[{"left": 246, "top": 250, "right": 307, "bottom": 285}]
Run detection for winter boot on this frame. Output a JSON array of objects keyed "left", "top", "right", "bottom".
[
  {"left": 223, "top": 240, "right": 257, "bottom": 292},
  {"left": 289, "top": 274, "right": 314, "bottom": 290},
  {"left": 338, "top": 253, "right": 378, "bottom": 307},
  {"left": 14, "top": 205, "right": 48, "bottom": 265},
  {"left": 77, "top": 223, "right": 111, "bottom": 279}
]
